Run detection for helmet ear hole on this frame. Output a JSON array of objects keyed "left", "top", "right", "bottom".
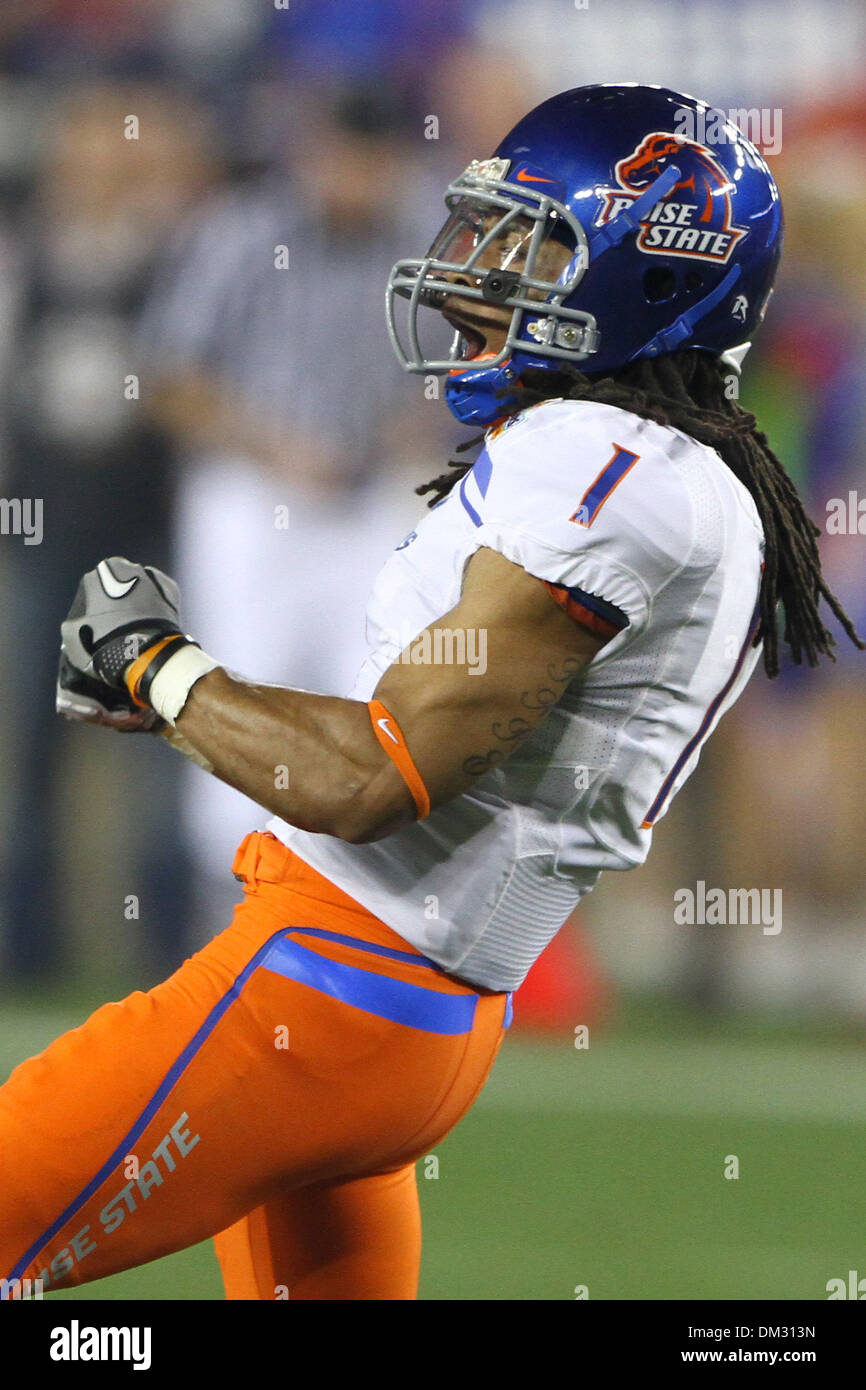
[
  {"left": 684, "top": 270, "right": 704, "bottom": 294},
  {"left": 643, "top": 266, "right": 677, "bottom": 303}
]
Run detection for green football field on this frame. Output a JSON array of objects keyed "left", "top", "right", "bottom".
[{"left": 2, "top": 995, "right": 864, "bottom": 1301}]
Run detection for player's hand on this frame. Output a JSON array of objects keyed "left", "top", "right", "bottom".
[
  {"left": 60, "top": 557, "right": 185, "bottom": 685},
  {"left": 56, "top": 652, "right": 164, "bottom": 732},
  {"left": 57, "top": 557, "right": 189, "bottom": 730}
]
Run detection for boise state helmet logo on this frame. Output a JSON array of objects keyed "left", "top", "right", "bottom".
[{"left": 597, "top": 133, "right": 748, "bottom": 264}]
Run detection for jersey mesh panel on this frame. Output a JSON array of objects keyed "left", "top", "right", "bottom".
[{"left": 453, "top": 855, "right": 589, "bottom": 985}]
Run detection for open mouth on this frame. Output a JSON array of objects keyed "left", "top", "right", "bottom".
[{"left": 442, "top": 307, "right": 489, "bottom": 361}]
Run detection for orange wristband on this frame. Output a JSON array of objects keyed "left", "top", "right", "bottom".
[
  {"left": 367, "top": 699, "right": 431, "bottom": 820},
  {"left": 124, "top": 635, "right": 183, "bottom": 707}
]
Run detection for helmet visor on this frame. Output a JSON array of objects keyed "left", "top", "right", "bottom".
[{"left": 426, "top": 196, "right": 573, "bottom": 291}]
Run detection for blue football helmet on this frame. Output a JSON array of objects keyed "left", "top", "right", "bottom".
[{"left": 386, "top": 83, "right": 783, "bottom": 425}]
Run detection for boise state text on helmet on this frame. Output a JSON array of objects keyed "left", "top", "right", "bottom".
[{"left": 598, "top": 133, "right": 748, "bottom": 263}]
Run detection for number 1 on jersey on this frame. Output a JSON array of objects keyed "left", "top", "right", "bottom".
[{"left": 571, "top": 444, "right": 640, "bottom": 527}]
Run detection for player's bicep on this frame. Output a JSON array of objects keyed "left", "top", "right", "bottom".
[{"left": 372, "top": 546, "right": 608, "bottom": 813}]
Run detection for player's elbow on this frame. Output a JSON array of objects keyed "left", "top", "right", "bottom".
[{"left": 326, "top": 765, "right": 417, "bottom": 844}]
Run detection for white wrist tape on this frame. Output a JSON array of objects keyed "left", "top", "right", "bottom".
[{"left": 149, "top": 645, "right": 220, "bottom": 726}]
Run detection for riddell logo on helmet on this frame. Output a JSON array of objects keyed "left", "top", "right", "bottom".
[{"left": 597, "top": 133, "right": 748, "bottom": 264}]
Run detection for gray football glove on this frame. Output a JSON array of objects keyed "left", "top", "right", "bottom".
[{"left": 57, "top": 557, "right": 197, "bottom": 727}]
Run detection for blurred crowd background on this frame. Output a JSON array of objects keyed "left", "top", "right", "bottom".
[{"left": 0, "top": 0, "right": 863, "bottom": 1026}]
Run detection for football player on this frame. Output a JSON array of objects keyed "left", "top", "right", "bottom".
[{"left": 2, "top": 84, "right": 861, "bottom": 1301}]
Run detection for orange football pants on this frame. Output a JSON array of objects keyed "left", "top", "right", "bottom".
[{"left": 0, "top": 831, "right": 511, "bottom": 1300}]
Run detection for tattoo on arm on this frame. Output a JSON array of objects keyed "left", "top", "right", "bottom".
[
  {"left": 462, "top": 750, "right": 505, "bottom": 778},
  {"left": 461, "top": 656, "right": 586, "bottom": 778}
]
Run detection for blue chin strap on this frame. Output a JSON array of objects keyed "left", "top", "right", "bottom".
[
  {"left": 443, "top": 163, "right": 739, "bottom": 427},
  {"left": 444, "top": 350, "right": 573, "bottom": 427},
  {"left": 444, "top": 359, "right": 519, "bottom": 428}
]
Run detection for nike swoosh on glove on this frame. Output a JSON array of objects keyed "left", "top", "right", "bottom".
[{"left": 60, "top": 557, "right": 191, "bottom": 689}]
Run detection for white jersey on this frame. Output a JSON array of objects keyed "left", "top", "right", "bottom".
[{"left": 268, "top": 398, "right": 765, "bottom": 991}]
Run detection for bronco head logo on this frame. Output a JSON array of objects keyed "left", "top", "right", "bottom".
[{"left": 598, "top": 132, "right": 747, "bottom": 264}]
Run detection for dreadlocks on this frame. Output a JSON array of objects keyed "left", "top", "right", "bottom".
[{"left": 416, "top": 349, "right": 863, "bottom": 679}]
